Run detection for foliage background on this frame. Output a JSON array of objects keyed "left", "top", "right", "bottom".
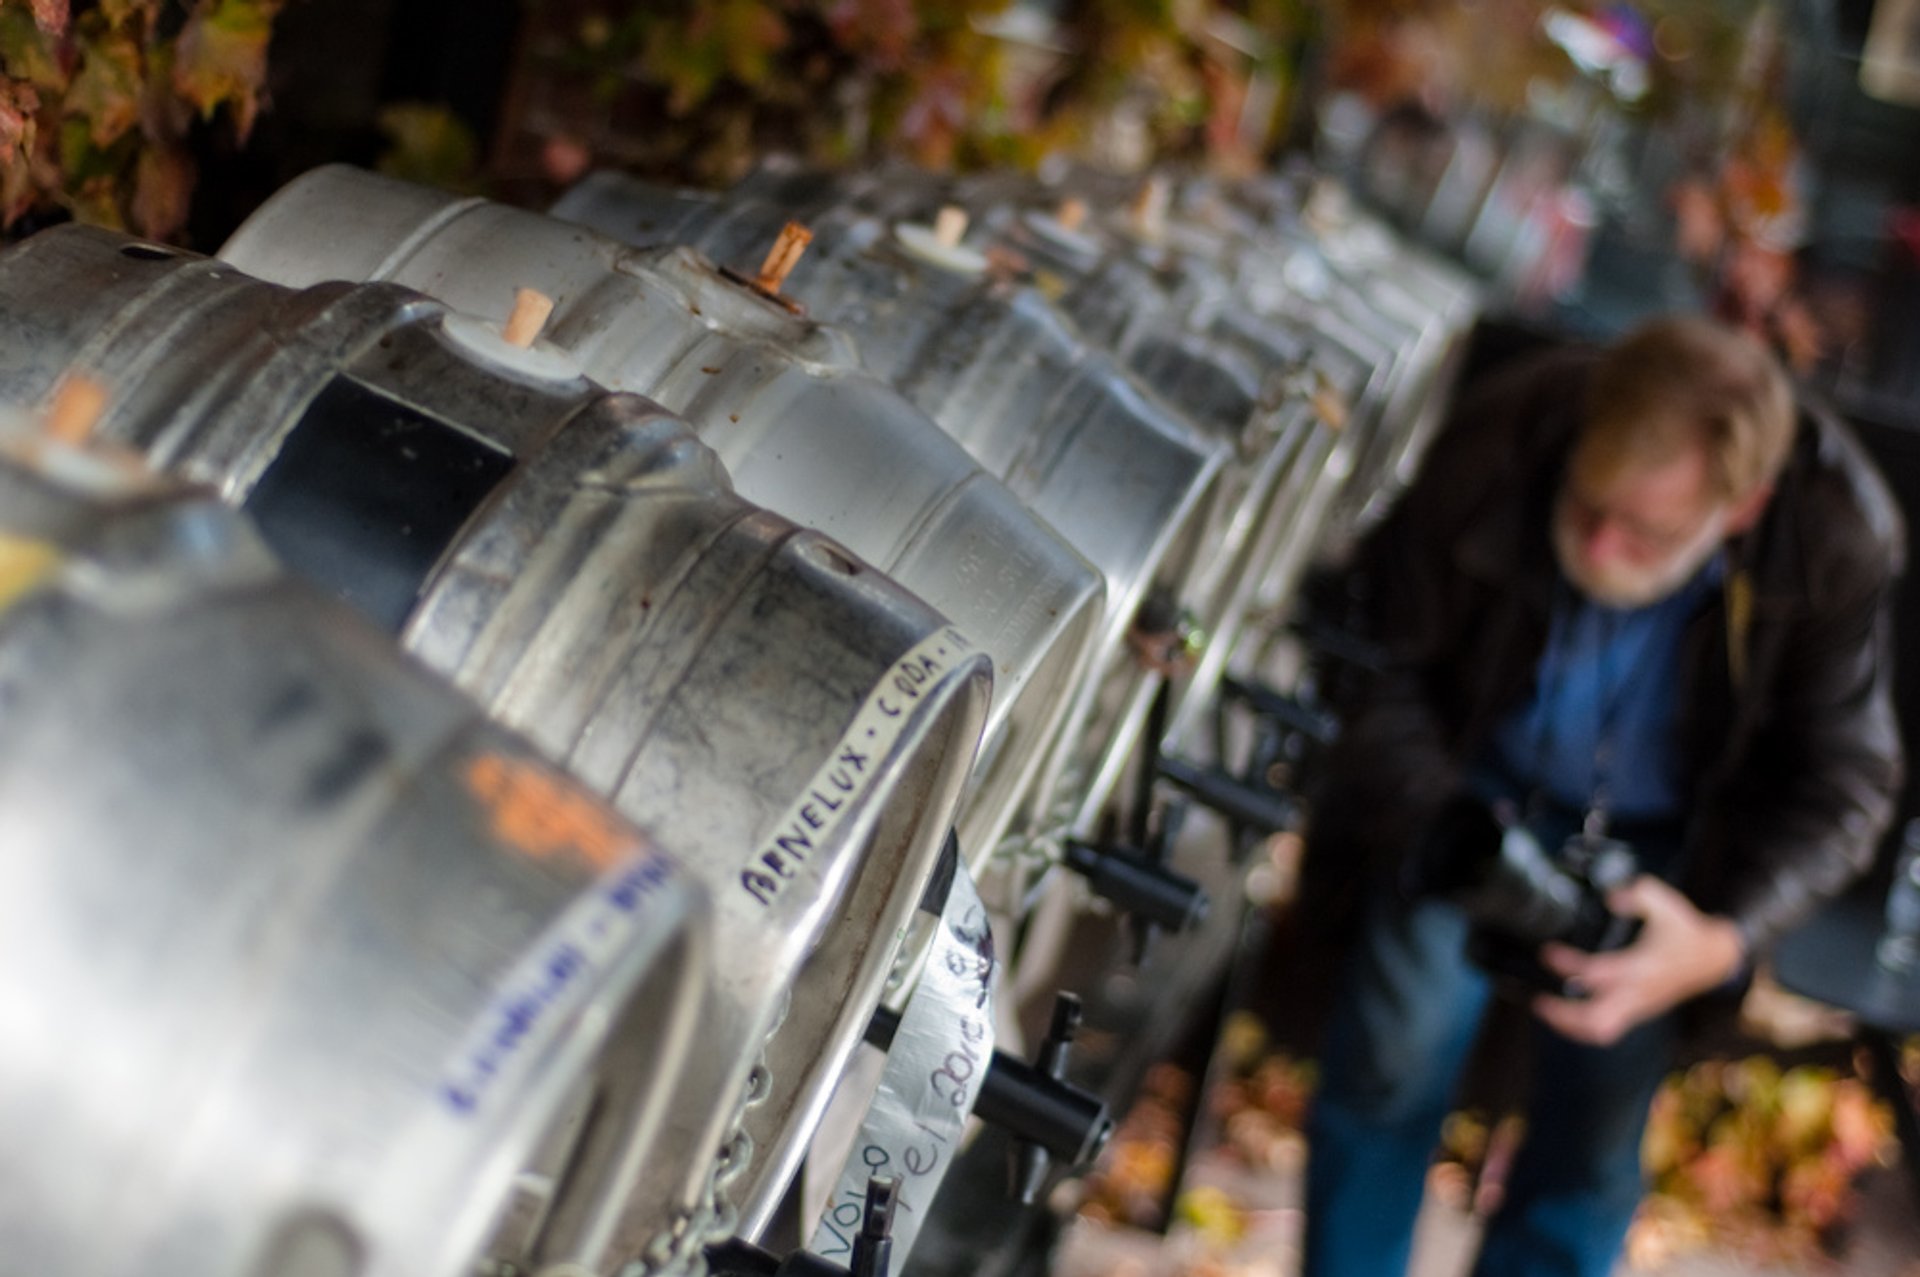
[
  {"left": 1, "top": 0, "right": 278, "bottom": 240},
  {"left": 495, "top": 0, "right": 1321, "bottom": 190}
]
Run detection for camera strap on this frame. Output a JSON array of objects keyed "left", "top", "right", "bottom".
[{"left": 1526, "top": 587, "right": 1650, "bottom": 838}]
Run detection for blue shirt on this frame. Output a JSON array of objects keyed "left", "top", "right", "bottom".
[{"left": 1479, "top": 556, "right": 1723, "bottom": 826}]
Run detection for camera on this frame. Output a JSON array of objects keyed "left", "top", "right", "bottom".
[{"left": 1411, "top": 795, "right": 1642, "bottom": 997}]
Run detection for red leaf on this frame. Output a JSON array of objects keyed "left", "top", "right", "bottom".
[
  {"left": 130, "top": 140, "right": 192, "bottom": 240},
  {"left": 30, "top": 0, "right": 67, "bottom": 38},
  {"left": 0, "top": 79, "right": 35, "bottom": 167}
]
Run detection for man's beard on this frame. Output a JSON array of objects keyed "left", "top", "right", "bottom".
[{"left": 1551, "top": 500, "right": 1727, "bottom": 610}]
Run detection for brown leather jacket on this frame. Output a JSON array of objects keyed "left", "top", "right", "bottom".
[{"left": 1308, "top": 345, "right": 1905, "bottom": 955}]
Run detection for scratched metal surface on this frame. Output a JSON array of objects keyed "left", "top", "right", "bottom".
[
  {"left": 552, "top": 175, "right": 1237, "bottom": 868},
  {"left": 878, "top": 192, "right": 1341, "bottom": 644},
  {"left": 218, "top": 167, "right": 1107, "bottom": 873},
  {"left": 0, "top": 450, "right": 708, "bottom": 1277},
  {"left": 965, "top": 174, "right": 1482, "bottom": 652},
  {"left": 547, "top": 157, "right": 1477, "bottom": 972},
  {"left": 547, "top": 167, "right": 1423, "bottom": 982},
  {"left": 1171, "top": 167, "right": 1483, "bottom": 537},
  {"left": 963, "top": 166, "right": 1474, "bottom": 478},
  {"left": 623, "top": 163, "right": 1479, "bottom": 1277},
  {"left": 0, "top": 225, "right": 993, "bottom": 1259},
  {"left": 939, "top": 204, "right": 1352, "bottom": 751}
]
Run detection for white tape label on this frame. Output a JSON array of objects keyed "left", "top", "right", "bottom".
[{"left": 809, "top": 859, "right": 996, "bottom": 1263}]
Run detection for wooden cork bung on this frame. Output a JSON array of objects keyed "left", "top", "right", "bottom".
[
  {"left": 1310, "top": 371, "right": 1350, "bottom": 433},
  {"left": 1130, "top": 176, "right": 1170, "bottom": 238},
  {"left": 933, "top": 205, "right": 969, "bottom": 249},
  {"left": 503, "top": 287, "right": 556, "bottom": 349},
  {"left": 755, "top": 221, "right": 814, "bottom": 295}
]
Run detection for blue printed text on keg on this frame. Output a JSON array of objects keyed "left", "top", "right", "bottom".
[{"left": 441, "top": 855, "right": 674, "bottom": 1115}]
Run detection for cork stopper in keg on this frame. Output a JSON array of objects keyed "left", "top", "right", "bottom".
[
  {"left": 502, "top": 287, "right": 556, "bottom": 349},
  {"left": 933, "top": 205, "right": 969, "bottom": 249},
  {"left": 754, "top": 221, "right": 815, "bottom": 295}
]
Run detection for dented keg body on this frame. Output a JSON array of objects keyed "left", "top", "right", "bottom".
[
  {"left": 0, "top": 225, "right": 992, "bottom": 1253},
  {"left": 968, "top": 205, "right": 1351, "bottom": 692},
  {"left": 0, "top": 447, "right": 708, "bottom": 1277},
  {"left": 1180, "top": 169, "right": 1481, "bottom": 465},
  {"left": 964, "top": 175, "right": 1408, "bottom": 465},
  {"left": 843, "top": 182, "right": 1362, "bottom": 807},
  {"left": 552, "top": 173, "right": 1232, "bottom": 836},
  {"left": 763, "top": 163, "right": 1364, "bottom": 761},
  {"left": 702, "top": 157, "right": 1458, "bottom": 494},
  {"left": 218, "top": 166, "right": 1103, "bottom": 866},
  {"left": 1049, "top": 169, "right": 1480, "bottom": 711}
]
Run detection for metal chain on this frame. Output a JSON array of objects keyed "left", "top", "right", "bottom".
[
  {"left": 985, "top": 777, "right": 1083, "bottom": 920},
  {"left": 628, "top": 994, "right": 788, "bottom": 1277}
]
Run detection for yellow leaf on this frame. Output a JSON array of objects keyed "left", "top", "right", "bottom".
[
  {"left": 100, "top": 0, "right": 160, "bottom": 28},
  {"left": 66, "top": 170, "right": 124, "bottom": 229},
  {"left": 173, "top": 0, "right": 280, "bottom": 142},
  {"left": 1, "top": 8, "right": 66, "bottom": 90},
  {"left": 65, "top": 26, "right": 144, "bottom": 148},
  {"left": 374, "top": 101, "right": 478, "bottom": 191}
]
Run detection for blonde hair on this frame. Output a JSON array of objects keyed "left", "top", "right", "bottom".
[{"left": 1578, "top": 315, "right": 1795, "bottom": 501}]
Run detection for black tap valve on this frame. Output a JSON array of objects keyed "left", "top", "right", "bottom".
[
  {"left": 1154, "top": 753, "right": 1300, "bottom": 835},
  {"left": 863, "top": 998, "right": 1113, "bottom": 1203},
  {"left": 1066, "top": 680, "right": 1210, "bottom": 963},
  {"left": 1001, "top": 992, "right": 1113, "bottom": 1204},
  {"left": 1219, "top": 675, "right": 1339, "bottom": 746},
  {"left": 851, "top": 1175, "right": 897, "bottom": 1277},
  {"left": 1213, "top": 675, "right": 1340, "bottom": 821},
  {"left": 1061, "top": 836, "right": 1210, "bottom": 935}
]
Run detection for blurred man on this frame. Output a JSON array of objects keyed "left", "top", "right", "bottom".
[{"left": 1303, "top": 315, "right": 1903, "bottom": 1277}]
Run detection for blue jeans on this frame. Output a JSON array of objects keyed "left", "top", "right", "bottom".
[{"left": 1303, "top": 895, "right": 1676, "bottom": 1277}]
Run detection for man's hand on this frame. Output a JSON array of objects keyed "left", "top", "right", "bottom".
[{"left": 1532, "top": 875, "right": 1746, "bottom": 1047}]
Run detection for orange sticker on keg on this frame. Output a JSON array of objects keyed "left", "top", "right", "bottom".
[
  {"left": 0, "top": 534, "right": 60, "bottom": 618},
  {"left": 463, "top": 752, "right": 634, "bottom": 871}
]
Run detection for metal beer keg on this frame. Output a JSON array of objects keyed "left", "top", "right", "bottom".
[
  {"left": 216, "top": 165, "right": 1105, "bottom": 869},
  {"left": 977, "top": 200, "right": 1356, "bottom": 692},
  {"left": 550, "top": 173, "right": 1231, "bottom": 853},
  {"left": 0, "top": 438, "right": 708, "bottom": 1277},
  {"left": 0, "top": 226, "right": 992, "bottom": 1264}
]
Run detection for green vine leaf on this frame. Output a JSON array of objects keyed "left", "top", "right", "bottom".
[
  {"left": 375, "top": 100, "right": 480, "bottom": 191},
  {"left": 0, "top": 8, "right": 67, "bottom": 91}
]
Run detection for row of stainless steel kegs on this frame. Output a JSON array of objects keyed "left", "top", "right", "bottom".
[{"left": 0, "top": 153, "right": 1478, "bottom": 1277}]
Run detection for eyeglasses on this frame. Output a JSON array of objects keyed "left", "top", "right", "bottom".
[{"left": 1558, "top": 486, "right": 1721, "bottom": 566}]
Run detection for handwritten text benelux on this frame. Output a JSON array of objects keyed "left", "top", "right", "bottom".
[{"left": 741, "top": 629, "right": 974, "bottom": 907}]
